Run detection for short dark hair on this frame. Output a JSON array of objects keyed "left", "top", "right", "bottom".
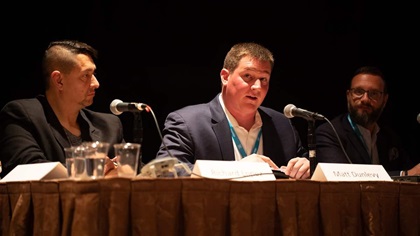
[
  {"left": 352, "top": 66, "right": 387, "bottom": 93},
  {"left": 41, "top": 40, "right": 98, "bottom": 89}
]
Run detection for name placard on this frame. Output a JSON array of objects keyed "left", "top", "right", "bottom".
[
  {"left": 0, "top": 162, "right": 68, "bottom": 182},
  {"left": 192, "top": 160, "right": 275, "bottom": 181},
  {"left": 311, "top": 163, "right": 392, "bottom": 181}
]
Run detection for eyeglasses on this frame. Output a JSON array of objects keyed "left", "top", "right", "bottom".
[{"left": 349, "top": 88, "right": 384, "bottom": 100}]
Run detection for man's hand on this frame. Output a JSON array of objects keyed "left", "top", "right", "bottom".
[
  {"left": 104, "top": 157, "right": 118, "bottom": 177},
  {"left": 242, "top": 154, "right": 279, "bottom": 169},
  {"left": 281, "top": 157, "right": 310, "bottom": 179}
]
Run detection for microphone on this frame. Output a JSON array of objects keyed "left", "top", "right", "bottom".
[
  {"left": 110, "top": 99, "right": 148, "bottom": 115},
  {"left": 283, "top": 104, "right": 325, "bottom": 120}
]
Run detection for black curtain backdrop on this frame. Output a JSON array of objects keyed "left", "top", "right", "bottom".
[{"left": 2, "top": 0, "right": 419, "bottom": 164}]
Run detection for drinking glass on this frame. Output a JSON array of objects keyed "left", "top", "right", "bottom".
[
  {"left": 114, "top": 143, "right": 141, "bottom": 178},
  {"left": 73, "top": 145, "right": 89, "bottom": 179},
  {"left": 82, "top": 141, "right": 110, "bottom": 179},
  {"left": 64, "top": 146, "right": 79, "bottom": 178}
]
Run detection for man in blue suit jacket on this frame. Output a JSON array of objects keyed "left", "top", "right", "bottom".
[
  {"left": 0, "top": 40, "right": 124, "bottom": 178},
  {"left": 156, "top": 42, "right": 310, "bottom": 179}
]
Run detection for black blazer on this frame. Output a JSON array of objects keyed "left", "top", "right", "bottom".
[
  {"left": 0, "top": 95, "right": 124, "bottom": 178},
  {"left": 156, "top": 94, "right": 308, "bottom": 170},
  {"left": 315, "top": 113, "right": 414, "bottom": 176}
]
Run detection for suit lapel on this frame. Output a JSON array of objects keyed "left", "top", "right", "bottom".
[
  {"left": 79, "top": 110, "right": 101, "bottom": 141},
  {"left": 38, "top": 96, "right": 70, "bottom": 149},
  {"left": 209, "top": 95, "right": 235, "bottom": 161},
  {"left": 343, "top": 116, "right": 371, "bottom": 163},
  {"left": 259, "top": 111, "right": 281, "bottom": 160}
]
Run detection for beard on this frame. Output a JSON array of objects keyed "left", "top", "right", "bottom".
[{"left": 348, "top": 102, "right": 383, "bottom": 128}]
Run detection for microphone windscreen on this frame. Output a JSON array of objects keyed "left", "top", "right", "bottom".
[
  {"left": 110, "top": 99, "right": 123, "bottom": 115},
  {"left": 283, "top": 104, "right": 296, "bottom": 118}
]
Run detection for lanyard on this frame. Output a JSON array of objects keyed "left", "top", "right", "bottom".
[
  {"left": 228, "top": 121, "right": 262, "bottom": 158},
  {"left": 347, "top": 114, "right": 368, "bottom": 152}
]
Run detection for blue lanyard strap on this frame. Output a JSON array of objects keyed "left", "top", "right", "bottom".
[
  {"left": 228, "top": 121, "right": 262, "bottom": 158},
  {"left": 347, "top": 114, "right": 368, "bottom": 152}
]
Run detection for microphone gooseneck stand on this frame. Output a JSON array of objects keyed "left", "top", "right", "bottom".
[{"left": 307, "top": 119, "right": 317, "bottom": 177}]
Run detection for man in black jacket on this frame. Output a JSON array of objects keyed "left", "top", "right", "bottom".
[
  {"left": 0, "top": 40, "right": 124, "bottom": 178},
  {"left": 315, "top": 66, "right": 420, "bottom": 176}
]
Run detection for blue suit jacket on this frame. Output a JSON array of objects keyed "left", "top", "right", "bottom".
[
  {"left": 0, "top": 95, "right": 124, "bottom": 178},
  {"left": 156, "top": 94, "right": 308, "bottom": 170},
  {"left": 315, "top": 113, "right": 415, "bottom": 176}
]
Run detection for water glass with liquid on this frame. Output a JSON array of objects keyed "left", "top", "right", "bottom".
[{"left": 81, "top": 141, "right": 110, "bottom": 179}]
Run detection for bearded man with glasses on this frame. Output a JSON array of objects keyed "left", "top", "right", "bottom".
[{"left": 315, "top": 66, "right": 420, "bottom": 177}]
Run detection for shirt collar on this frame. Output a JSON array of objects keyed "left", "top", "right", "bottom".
[{"left": 218, "top": 94, "right": 263, "bottom": 129}]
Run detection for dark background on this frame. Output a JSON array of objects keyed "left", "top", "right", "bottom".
[{"left": 2, "top": 1, "right": 419, "bottom": 164}]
